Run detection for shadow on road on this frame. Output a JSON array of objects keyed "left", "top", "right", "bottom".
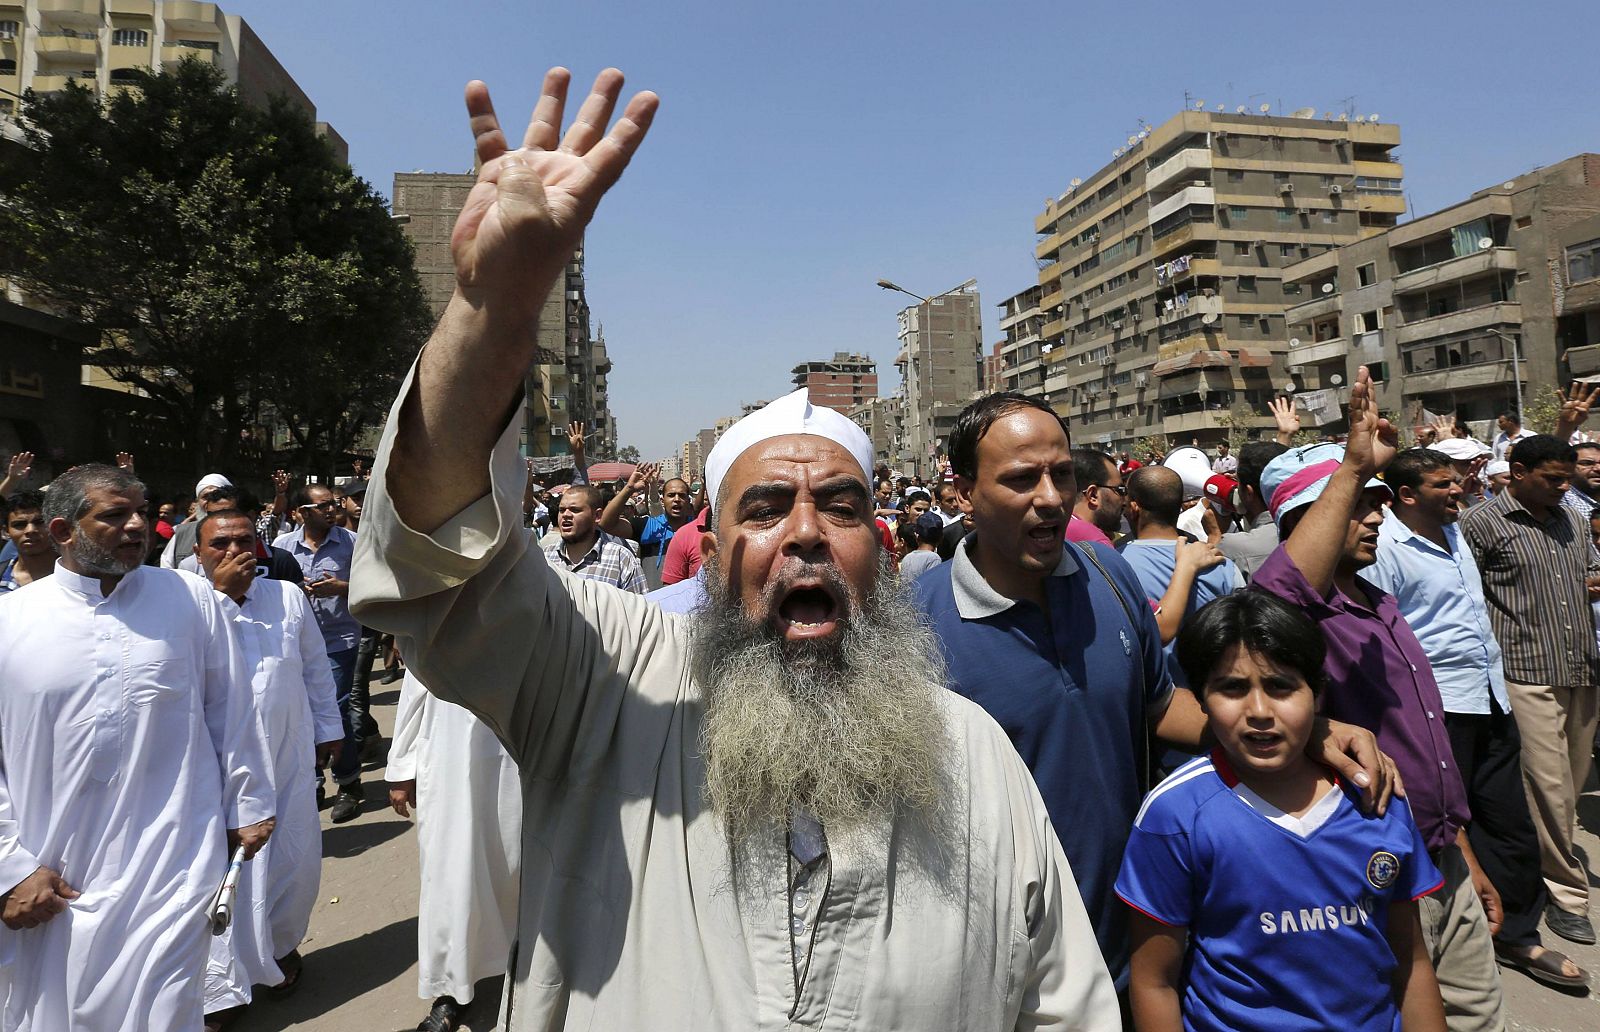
[
  {"left": 321, "top": 818, "right": 411, "bottom": 859},
  {"left": 230, "top": 915, "right": 419, "bottom": 1031}
]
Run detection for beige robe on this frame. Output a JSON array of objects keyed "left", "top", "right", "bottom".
[{"left": 350, "top": 371, "right": 1119, "bottom": 1031}]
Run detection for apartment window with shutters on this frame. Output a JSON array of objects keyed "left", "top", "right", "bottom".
[
  {"left": 1567, "top": 238, "right": 1600, "bottom": 284},
  {"left": 0, "top": 21, "right": 19, "bottom": 41},
  {"left": 1357, "top": 263, "right": 1376, "bottom": 287},
  {"left": 112, "top": 29, "right": 149, "bottom": 47},
  {"left": 0, "top": 59, "right": 15, "bottom": 76},
  {"left": 1228, "top": 169, "right": 1245, "bottom": 182},
  {"left": 1238, "top": 275, "right": 1258, "bottom": 293}
]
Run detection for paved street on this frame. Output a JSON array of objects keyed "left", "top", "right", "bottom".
[{"left": 232, "top": 688, "right": 1600, "bottom": 1031}]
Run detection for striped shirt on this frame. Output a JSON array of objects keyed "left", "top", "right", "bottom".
[
  {"left": 1460, "top": 489, "right": 1600, "bottom": 686},
  {"left": 543, "top": 530, "right": 646, "bottom": 594}
]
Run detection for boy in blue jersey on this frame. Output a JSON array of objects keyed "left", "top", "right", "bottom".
[{"left": 1118, "top": 591, "right": 1448, "bottom": 1032}]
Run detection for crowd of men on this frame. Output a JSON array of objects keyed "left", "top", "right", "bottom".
[{"left": 1, "top": 65, "right": 1598, "bottom": 1032}]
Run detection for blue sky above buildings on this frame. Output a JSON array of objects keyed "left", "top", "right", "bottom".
[{"left": 224, "top": 0, "right": 1600, "bottom": 453}]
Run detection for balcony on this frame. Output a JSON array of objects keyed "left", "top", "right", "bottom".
[
  {"left": 35, "top": 31, "right": 97, "bottom": 59},
  {"left": 1146, "top": 148, "right": 1213, "bottom": 192},
  {"left": 1162, "top": 409, "right": 1231, "bottom": 435},
  {"left": 1391, "top": 247, "right": 1519, "bottom": 295},
  {"left": 1149, "top": 185, "right": 1214, "bottom": 225},
  {"left": 163, "top": 44, "right": 218, "bottom": 69},
  {"left": 1402, "top": 359, "right": 1526, "bottom": 396},
  {"left": 110, "top": 0, "right": 154, "bottom": 13},
  {"left": 38, "top": 0, "right": 99, "bottom": 23},
  {"left": 1285, "top": 293, "right": 1342, "bottom": 323},
  {"left": 28, "top": 73, "right": 81, "bottom": 92},
  {"left": 1288, "top": 336, "right": 1347, "bottom": 367},
  {"left": 1394, "top": 302, "right": 1521, "bottom": 346},
  {"left": 161, "top": 1, "right": 219, "bottom": 31}
]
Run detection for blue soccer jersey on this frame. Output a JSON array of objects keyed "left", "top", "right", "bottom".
[{"left": 1116, "top": 752, "right": 1442, "bottom": 1032}]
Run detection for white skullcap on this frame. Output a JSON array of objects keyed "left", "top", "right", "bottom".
[
  {"left": 1485, "top": 459, "right": 1510, "bottom": 478},
  {"left": 1427, "top": 438, "right": 1489, "bottom": 462},
  {"left": 704, "top": 388, "right": 876, "bottom": 508},
  {"left": 194, "top": 473, "right": 232, "bottom": 497}
]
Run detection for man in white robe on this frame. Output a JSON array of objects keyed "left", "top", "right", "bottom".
[
  {"left": 0, "top": 464, "right": 274, "bottom": 1032},
  {"left": 194, "top": 510, "right": 343, "bottom": 1025},
  {"left": 385, "top": 673, "right": 522, "bottom": 1031},
  {"left": 350, "top": 68, "right": 1118, "bottom": 1031}
]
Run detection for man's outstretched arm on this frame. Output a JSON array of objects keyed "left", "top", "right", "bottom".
[{"left": 388, "top": 68, "right": 658, "bottom": 534}]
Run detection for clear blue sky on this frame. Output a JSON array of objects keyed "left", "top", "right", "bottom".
[{"left": 224, "top": 0, "right": 1599, "bottom": 455}]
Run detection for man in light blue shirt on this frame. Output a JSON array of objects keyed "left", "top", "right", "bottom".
[{"left": 1367, "top": 448, "right": 1587, "bottom": 990}]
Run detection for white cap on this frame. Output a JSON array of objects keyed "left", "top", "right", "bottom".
[
  {"left": 194, "top": 473, "right": 232, "bottom": 497},
  {"left": 1485, "top": 459, "right": 1510, "bottom": 478},
  {"left": 704, "top": 388, "right": 875, "bottom": 508},
  {"left": 1427, "top": 437, "right": 1489, "bottom": 461}
]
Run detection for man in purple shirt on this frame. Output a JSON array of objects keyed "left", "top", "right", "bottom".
[{"left": 1252, "top": 367, "right": 1503, "bottom": 1029}]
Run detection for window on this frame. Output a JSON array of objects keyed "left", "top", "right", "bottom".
[
  {"left": 111, "top": 28, "right": 149, "bottom": 47},
  {"left": 1228, "top": 169, "right": 1245, "bottom": 182},
  {"left": 1283, "top": 281, "right": 1302, "bottom": 295},
  {"left": 1230, "top": 206, "right": 1248, "bottom": 220},
  {"left": 0, "top": 20, "right": 18, "bottom": 41},
  {"left": 1280, "top": 244, "right": 1297, "bottom": 258},
  {"left": 1238, "top": 315, "right": 1255, "bottom": 330},
  {"left": 1321, "top": 211, "right": 1338, "bottom": 223},
  {"left": 1567, "top": 238, "right": 1600, "bottom": 284},
  {"left": 1238, "top": 275, "right": 1258, "bottom": 292},
  {"left": 0, "top": 59, "right": 14, "bottom": 75},
  {"left": 1320, "top": 174, "right": 1335, "bottom": 188},
  {"left": 1274, "top": 171, "right": 1291, "bottom": 182},
  {"left": 1277, "top": 209, "right": 1293, "bottom": 222},
  {"left": 1357, "top": 262, "right": 1376, "bottom": 287},
  {"left": 0, "top": 99, "right": 12, "bottom": 116},
  {"left": 108, "top": 68, "right": 141, "bottom": 83},
  {"left": 1234, "top": 242, "right": 1252, "bottom": 257},
  {"left": 177, "top": 38, "right": 220, "bottom": 51},
  {"left": 1353, "top": 310, "right": 1382, "bottom": 333}
]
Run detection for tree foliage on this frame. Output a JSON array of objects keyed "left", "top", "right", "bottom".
[
  {"left": 616, "top": 444, "right": 641, "bottom": 464},
  {"left": 0, "top": 60, "right": 431, "bottom": 478}
]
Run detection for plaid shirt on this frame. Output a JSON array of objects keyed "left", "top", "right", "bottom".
[{"left": 544, "top": 530, "right": 646, "bottom": 594}]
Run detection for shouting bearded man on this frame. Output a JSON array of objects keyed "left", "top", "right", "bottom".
[{"left": 351, "top": 68, "right": 1116, "bottom": 1030}]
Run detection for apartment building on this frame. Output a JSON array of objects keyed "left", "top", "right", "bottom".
[
  {"left": 791, "top": 352, "right": 877, "bottom": 413},
  {"left": 393, "top": 172, "right": 618, "bottom": 460},
  {"left": 997, "top": 285, "right": 1046, "bottom": 395},
  {"left": 847, "top": 395, "right": 900, "bottom": 470},
  {"left": 0, "top": 1, "right": 346, "bottom": 160},
  {"left": 1282, "top": 153, "right": 1600, "bottom": 436},
  {"left": 893, "top": 279, "right": 982, "bottom": 475},
  {"left": 1033, "top": 108, "right": 1404, "bottom": 451}
]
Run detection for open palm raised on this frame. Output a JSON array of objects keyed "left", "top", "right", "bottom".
[{"left": 452, "top": 68, "right": 658, "bottom": 316}]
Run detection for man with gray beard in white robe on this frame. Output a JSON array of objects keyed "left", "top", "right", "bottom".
[{"left": 349, "top": 67, "right": 1117, "bottom": 1031}]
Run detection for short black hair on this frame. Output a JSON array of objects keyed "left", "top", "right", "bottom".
[
  {"left": 289, "top": 483, "right": 330, "bottom": 510},
  {"left": 1236, "top": 441, "right": 1287, "bottom": 496},
  {"left": 196, "top": 507, "right": 256, "bottom": 541},
  {"left": 1509, "top": 434, "right": 1576, "bottom": 470},
  {"left": 2, "top": 489, "right": 45, "bottom": 519},
  {"left": 1176, "top": 591, "right": 1327, "bottom": 698},
  {"left": 1127, "top": 465, "right": 1183, "bottom": 526},
  {"left": 204, "top": 484, "right": 243, "bottom": 507},
  {"left": 948, "top": 392, "right": 1068, "bottom": 480},
  {"left": 1384, "top": 447, "right": 1454, "bottom": 494},
  {"left": 1070, "top": 447, "right": 1115, "bottom": 489},
  {"left": 1499, "top": 410, "right": 1522, "bottom": 426}
]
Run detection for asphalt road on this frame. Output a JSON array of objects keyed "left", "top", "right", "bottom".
[{"left": 227, "top": 687, "right": 1600, "bottom": 1031}]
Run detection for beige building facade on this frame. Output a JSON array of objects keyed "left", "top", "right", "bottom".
[
  {"left": 894, "top": 279, "right": 981, "bottom": 475},
  {"left": 1030, "top": 109, "right": 1405, "bottom": 451}
]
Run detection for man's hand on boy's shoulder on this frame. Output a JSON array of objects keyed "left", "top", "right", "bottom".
[{"left": 1306, "top": 717, "right": 1403, "bottom": 815}]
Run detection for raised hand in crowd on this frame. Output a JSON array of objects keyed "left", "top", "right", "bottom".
[
  {"left": 352, "top": 458, "right": 368, "bottom": 481},
  {"left": 1268, "top": 396, "right": 1300, "bottom": 447},
  {"left": 0, "top": 450, "right": 34, "bottom": 497},
  {"left": 566, "top": 421, "right": 587, "bottom": 462},
  {"left": 1555, "top": 380, "right": 1599, "bottom": 441}
]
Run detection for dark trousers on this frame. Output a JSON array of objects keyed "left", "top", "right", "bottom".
[
  {"left": 1445, "top": 698, "right": 1547, "bottom": 948},
  {"left": 350, "top": 626, "right": 382, "bottom": 742}
]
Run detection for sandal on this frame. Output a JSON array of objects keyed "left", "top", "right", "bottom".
[
  {"left": 417, "top": 995, "right": 463, "bottom": 1031},
  {"left": 203, "top": 1005, "right": 246, "bottom": 1031},
  {"left": 265, "top": 949, "right": 304, "bottom": 999},
  {"left": 1494, "top": 942, "right": 1589, "bottom": 990}
]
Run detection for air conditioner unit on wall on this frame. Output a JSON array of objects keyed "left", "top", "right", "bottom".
[
  {"left": 1278, "top": 182, "right": 1295, "bottom": 194},
  {"left": 1100, "top": 355, "right": 1114, "bottom": 366},
  {"left": 1135, "top": 372, "right": 1149, "bottom": 386},
  {"left": 1329, "top": 184, "right": 1343, "bottom": 195}
]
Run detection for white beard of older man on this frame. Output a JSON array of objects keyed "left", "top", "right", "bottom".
[{"left": 349, "top": 67, "right": 1116, "bottom": 1031}]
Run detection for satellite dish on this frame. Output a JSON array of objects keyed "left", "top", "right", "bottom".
[
  {"left": 1235, "top": 105, "right": 1247, "bottom": 114},
  {"left": 1215, "top": 104, "right": 1226, "bottom": 112},
  {"left": 1478, "top": 237, "right": 1494, "bottom": 250},
  {"left": 1201, "top": 311, "right": 1219, "bottom": 325},
  {"left": 1502, "top": 181, "right": 1516, "bottom": 190},
  {"left": 1138, "top": 128, "right": 1149, "bottom": 139},
  {"left": 1368, "top": 114, "right": 1380, "bottom": 123},
  {"left": 1289, "top": 337, "right": 1302, "bottom": 348},
  {"left": 1330, "top": 373, "right": 1344, "bottom": 386},
  {"left": 1338, "top": 112, "right": 1349, "bottom": 122},
  {"left": 1322, "top": 112, "right": 1333, "bottom": 120},
  {"left": 1127, "top": 136, "right": 1137, "bottom": 148},
  {"left": 1283, "top": 382, "right": 1298, "bottom": 393},
  {"left": 1259, "top": 103, "right": 1271, "bottom": 114},
  {"left": 1070, "top": 177, "right": 1082, "bottom": 187},
  {"left": 1291, "top": 107, "right": 1317, "bottom": 119},
  {"left": 1321, "top": 283, "right": 1335, "bottom": 294},
  {"left": 1194, "top": 99, "right": 1206, "bottom": 110},
  {"left": 1114, "top": 148, "right": 1124, "bottom": 158},
  {"left": 1041, "top": 343, "right": 1053, "bottom": 354}
]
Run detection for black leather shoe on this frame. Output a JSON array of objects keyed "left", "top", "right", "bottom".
[
  {"left": 1546, "top": 904, "right": 1596, "bottom": 945},
  {"left": 329, "top": 782, "right": 364, "bottom": 824},
  {"left": 417, "top": 996, "right": 463, "bottom": 1031}
]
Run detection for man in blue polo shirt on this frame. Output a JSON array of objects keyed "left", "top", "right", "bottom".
[{"left": 911, "top": 392, "right": 1394, "bottom": 995}]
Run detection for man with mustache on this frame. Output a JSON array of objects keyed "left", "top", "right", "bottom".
[{"left": 351, "top": 67, "right": 1116, "bottom": 1030}]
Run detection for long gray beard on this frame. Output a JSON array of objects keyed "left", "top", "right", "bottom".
[{"left": 689, "top": 554, "right": 950, "bottom": 843}]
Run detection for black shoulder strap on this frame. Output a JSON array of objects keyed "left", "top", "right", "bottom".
[{"left": 1075, "top": 542, "right": 1152, "bottom": 795}]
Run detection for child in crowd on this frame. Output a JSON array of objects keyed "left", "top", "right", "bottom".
[{"left": 1117, "top": 591, "right": 1448, "bottom": 1032}]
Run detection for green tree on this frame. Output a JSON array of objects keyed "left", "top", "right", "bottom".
[
  {"left": 0, "top": 60, "right": 430, "bottom": 478},
  {"left": 616, "top": 445, "right": 641, "bottom": 464}
]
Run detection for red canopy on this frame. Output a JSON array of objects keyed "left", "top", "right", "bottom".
[{"left": 584, "top": 462, "right": 637, "bottom": 482}]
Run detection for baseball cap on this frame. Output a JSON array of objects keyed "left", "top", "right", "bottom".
[{"left": 1259, "top": 443, "right": 1391, "bottom": 525}]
